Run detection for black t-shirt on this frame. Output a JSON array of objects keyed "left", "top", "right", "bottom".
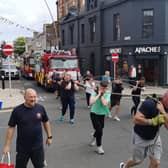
[
  {"left": 134, "top": 99, "right": 160, "bottom": 140},
  {"left": 111, "top": 82, "right": 123, "bottom": 99},
  {"left": 60, "top": 80, "right": 75, "bottom": 99},
  {"left": 131, "top": 81, "right": 144, "bottom": 95},
  {"left": 8, "top": 103, "right": 49, "bottom": 152}
]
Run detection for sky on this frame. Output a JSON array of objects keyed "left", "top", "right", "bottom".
[{"left": 0, "top": 0, "right": 57, "bottom": 43}]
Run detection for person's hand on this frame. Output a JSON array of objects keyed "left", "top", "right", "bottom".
[
  {"left": 157, "top": 101, "right": 167, "bottom": 114},
  {"left": 46, "top": 138, "right": 52, "bottom": 146},
  {"left": 151, "top": 114, "right": 165, "bottom": 126}
]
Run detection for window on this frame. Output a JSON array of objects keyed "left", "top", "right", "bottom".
[
  {"left": 87, "top": 0, "right": 97, "bottom": 11},
  {"left": 142, "top": 9, "right": 154, "bottom": 39},
  {"left": 89, "top": 17, "right": 96, "bottom": 43},
  {"left": 69, "top": 25, "right": 74, "bottom": 44},
  {"left": 62, "top": 30, "right": 65, "bottom": 46},
  {"left": 113, "top": 14, "right": 120, "bottom": 41},
  {"left": 81, "top": 24, "right": 85, "bottom": 43}
]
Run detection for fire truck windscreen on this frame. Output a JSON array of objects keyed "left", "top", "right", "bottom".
[{"left": 50, "top": 58, "right": 78, "bottom": 69}]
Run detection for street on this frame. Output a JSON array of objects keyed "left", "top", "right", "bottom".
[{"left": 0, "top": 78, "right": 168, "bottom": 168}]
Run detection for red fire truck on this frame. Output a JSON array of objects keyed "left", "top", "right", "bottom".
[
  {"left": 21, "top": 54, "right": 36, "bottom": 79},
  {"left": 34, "top": 50, "right": 81, "bottom": 91}
]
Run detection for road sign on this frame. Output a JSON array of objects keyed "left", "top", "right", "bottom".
[
  {"left": 111, "top": 53, "right": 119, "bottom": 62},
  {"left": 2, "top": 44, "right": 14, "bottom": 56}
]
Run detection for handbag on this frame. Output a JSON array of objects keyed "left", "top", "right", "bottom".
[{"left": 0, "top": 152, "right": 14, "bottom": 168}]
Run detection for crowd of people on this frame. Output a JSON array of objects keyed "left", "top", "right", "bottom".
[{"left": 1, "top": 69, "right": 168, "bottom": 168}]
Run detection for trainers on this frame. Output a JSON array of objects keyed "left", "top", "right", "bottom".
[
  {"left": 69, "top": 119, "right": 74, "bottom": 124},
  {"left": 120, "top": 162, "right": 125, "bottom": 168},
  {"left": 90, "top": 137, "right": 96, "bottom": 146},
  {"left": 59, "top": 116, "right": 64, "bottom": 122},
  {"left": 96, "top": 146, "right": 104, "bottom": 155},
  {"left": 113, "top": 116, "right": 120, "bottom": 121}
]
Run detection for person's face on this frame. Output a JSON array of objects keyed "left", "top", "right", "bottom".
[
  {"left": 140, "top": 79, "right": 145, "bottom": 85},
  {"left": 65, "top": 74, "right": 71, "bottom": 82},
  {"left": 24, "top": 90, "right": 37, "bottom": 108},
  {"left": 99, "top": 86, "right": 107, "bottom": 93}
]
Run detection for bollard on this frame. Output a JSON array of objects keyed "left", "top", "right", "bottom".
[{"left": 1, "top": 75, "right": 5, "bottom": 89}]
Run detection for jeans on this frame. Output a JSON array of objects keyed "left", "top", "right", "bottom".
[
  {"left": 61, "top": 97, "right": 75, "bottom": 119},
  {"left": 15, "top": 147, "right": 44, "bottom": 168}
]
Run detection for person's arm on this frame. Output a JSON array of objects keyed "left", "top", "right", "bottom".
[
  {"left": 133, "top": 111, "right": 151, "bottom": 125},
  {"left": 90, "top": 93, "right": 101, "bottom": 105},
  {"left": 157, "top": 102, "right": 168, "bottom": 129},
  {"left": 100, "top": 95, "right": 109, "bottom": 106},
  {"left": 43, "top": 121, "right": 52, "bottom": 145},
  {"left": 3, "top": 127, "right": 15, "bottom": 154}
]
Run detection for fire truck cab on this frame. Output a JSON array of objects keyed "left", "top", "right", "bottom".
[{"left": 34, "top": 50, "right": 81, "bottom": 91}]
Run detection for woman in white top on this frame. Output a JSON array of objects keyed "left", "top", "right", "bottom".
[{"left": 85, "top": 77, "right": 95, "bottom": 108}]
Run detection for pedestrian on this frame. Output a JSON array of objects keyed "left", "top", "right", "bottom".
[
  {"left": 131, "top": 76, "right": 145, "bottom": 116},
  {"left": 129, "top": 65, "right": 136, "bottom": 85},
  {"left": 83, "top": 70, "right": 93, "bottom": 84},
  {"left": 109, "top": 76, "right": 124, "bottom": 121},
  {"left": 59, "top": 73, "right": 79, "bottom": 124},
  {"left": 2, "top": 88, "right": 52, "bottom": 168},
  {"left": 89, "top": 81, "right": 110, "bottom": 154},
  {"left": 120, "top": 92, "right": 168, "bottom": 168},
  {"left": 84, "top": 77, "right": 96, "bottom": 108},
  {"left": 102, "top": 70, "right": 111, "bottom": 83}
]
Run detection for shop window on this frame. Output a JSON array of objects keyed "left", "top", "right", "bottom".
[
  {"left": 113, "top": 13, "right": 121, "bottom": 41},
  {"left": 142, "top": 9, "right": 154, "bottom": 39}
]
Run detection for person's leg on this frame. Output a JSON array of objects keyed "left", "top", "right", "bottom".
[
  {"left": 86, "top": 93, "right": 90, "bottom": 107},
  {"left": 148, "top": 157, "right": 160, "bottom": 168},
  {"left": 69, "top": 97, "right": 75, "bottom": 120},
  {"left": 31, "top": 148, "right": 44, "bottom": 168},
  {"left": 15, "top": 152, "right": 30, "bottom": 168},
  {"left": 61, "top": 98, "right": 68, "bottom": 116},
  {"left": 134, "top": 97, "right": 140, "bottom": 115}
]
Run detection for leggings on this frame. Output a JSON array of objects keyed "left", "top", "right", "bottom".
[{"left": 90, "top": 113, "right": 105, "bottom": 147}]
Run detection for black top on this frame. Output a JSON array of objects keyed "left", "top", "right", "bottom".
[
  {"left": 8, "top": 103, "right": 49, "bottom": 152},
  {"left": 60, "top": 80, "right": 76, "bottom": 99},
  {"left": 134, "top": 99, "right": 160, "bottom": 140},
  {"left": 131, "top": 81, "right": 144, "bottom": 95}
]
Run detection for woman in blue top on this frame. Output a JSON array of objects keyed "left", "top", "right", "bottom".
[{"left": 89, "top": 81, "right": 110, "bottom": 155}]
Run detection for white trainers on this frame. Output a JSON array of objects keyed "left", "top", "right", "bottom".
[
  {"left": 120, "top": 162, "right": 125, "bottom": 168},
  {"left": 113, "top": 116, "right": 120, "bottom": 121},
  {"left": 96, "top": 146, "right": 104, "bottom": 155},
  {"left": 90, "top": 137, "right": 96, "bottom": 146},
  {"left": 108, "top": 114, "right": 112, "bottom": 118}
]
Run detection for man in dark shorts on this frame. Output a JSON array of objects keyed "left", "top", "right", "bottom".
[
  {"left": 3, "top": 88, "right": 52, "bottom": 168},
  {"left": 120, "top": 92, "right": 168, "bottom": 168},
  {"left": 109, "top": 76, "right": 124, "bottom": 121},
  {"left": 131, "top": 77, "right": 145, "bottom": 116}
]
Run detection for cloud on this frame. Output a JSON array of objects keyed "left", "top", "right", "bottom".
[{"left": 0, "top": 0, "right": 56, "bottom": 42}]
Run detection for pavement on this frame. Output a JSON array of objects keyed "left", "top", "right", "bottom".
[{"left": 0, "top": 85, "right": 167, "bottom": 112}]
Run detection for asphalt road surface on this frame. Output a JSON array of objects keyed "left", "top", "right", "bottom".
[{"left": 0, "top": 78, "right": 168, "bottom": 168}]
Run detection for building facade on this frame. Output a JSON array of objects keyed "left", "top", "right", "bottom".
[{"left": 60, "top": 0, "right": 168, "bottom": 85}]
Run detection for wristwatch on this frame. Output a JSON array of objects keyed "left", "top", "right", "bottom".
[{"left": 47, "top": 136, "right": 53, "bottom": 139}]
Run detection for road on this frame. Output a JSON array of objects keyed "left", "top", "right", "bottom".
[{"left": 0, "top": 78, "right": 168, "bottom": 168}]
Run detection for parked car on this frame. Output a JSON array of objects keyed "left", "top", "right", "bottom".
[{"left": 0, "top": 64, "right": 20, "bottom": 79}]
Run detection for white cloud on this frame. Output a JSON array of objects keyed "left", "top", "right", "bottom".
[{"left": 0, "top": 0, "right": 56, "bottom": 42}]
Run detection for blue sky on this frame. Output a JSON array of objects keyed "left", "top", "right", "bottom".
[{"left": 0, "top": 0, "right": 57, "bottom": 43}]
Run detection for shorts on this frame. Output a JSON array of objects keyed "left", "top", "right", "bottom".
[
  {"left": 132, "top": 131, "right": 162, "bottom": 162},
  {"left": 110, "top": 94, "right": 121, "bottom": 107}
]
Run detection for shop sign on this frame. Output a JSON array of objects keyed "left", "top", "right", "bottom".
[
  {"left": 135, "top": 46, "right": 161, "bottom": 54},
  {"left": 109, "top": 48, "right": 122, "bottom": 54}
]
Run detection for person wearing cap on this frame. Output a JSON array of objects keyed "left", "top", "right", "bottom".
[{"left": 120, "top": 92, "right": 168, "bottom": 168}]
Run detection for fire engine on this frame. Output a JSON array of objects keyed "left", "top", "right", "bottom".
[
  {"left": 34, "top": 50, "right": 81, "bottom": 91},
  {"left": 21, "top": 54, "right": 36, "bottom": 79}
]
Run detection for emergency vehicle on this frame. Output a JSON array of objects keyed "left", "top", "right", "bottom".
[
  {"left": 34, "top": 50, "right": 81, "bottom": 91},
  {"left": 21, "top": 54, "right": 36, "bottom": 79}
]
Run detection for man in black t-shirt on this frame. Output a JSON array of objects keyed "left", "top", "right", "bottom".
[
  {"left": 59, "top": 73, "right": 79, "bottom": 124},
  {"left": 131, "top": 76, "right": 145, "bottom": 116},
  {"left": 120, "top": 92, "right": 168, "bottom": 168},
  {"left": 3, "top": 88, "right": 52, "bottom": 168}
]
